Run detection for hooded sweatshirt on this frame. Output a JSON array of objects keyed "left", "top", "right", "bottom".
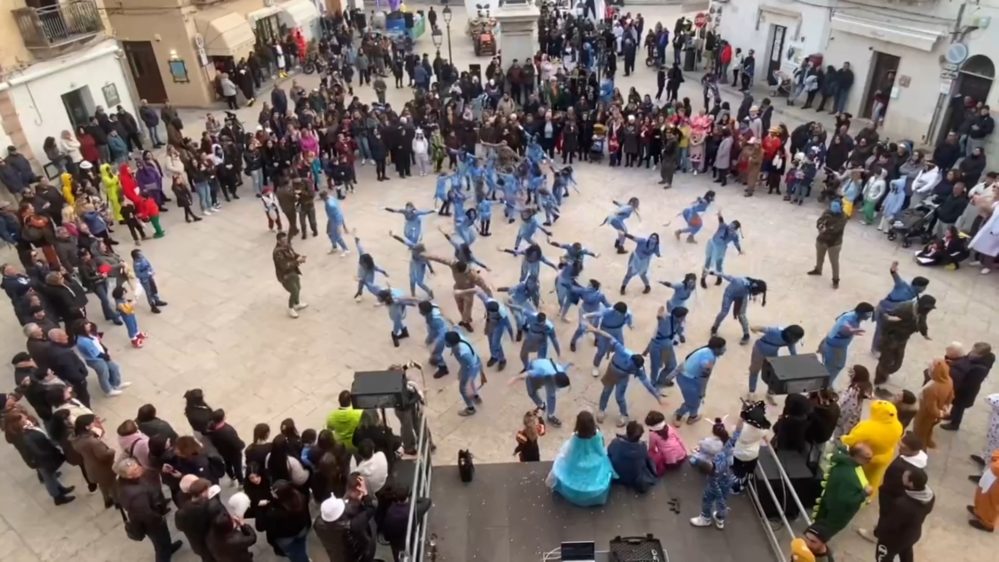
[{"left": 607, "top": 436, "right": 658, "bottom": 493}]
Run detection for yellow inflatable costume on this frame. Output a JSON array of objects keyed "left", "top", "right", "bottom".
[
  {"left": 99, "top": 163, "right": 123, "bottom": 223},
  {"left": 59, "top": 172, "right": 75, "bottom": 206},
  {"left": 841, "top": 400, "right": 903, "bottom": 491}
]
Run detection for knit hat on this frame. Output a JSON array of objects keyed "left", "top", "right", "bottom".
[
  {"left": 320, "top": 497, "right": 346, "bottom": 522},
  {"left": 228, "top": 492, "right": 251, "bottom": 518}
]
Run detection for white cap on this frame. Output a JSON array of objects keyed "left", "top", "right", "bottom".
[
  {"left": 179, "top": 474, "right": 199, "bottom": 493},
  {"left": 321, "top": 497, "right": 346, "bottom": 522},
  {"left": 228, "top": 492, "right": 251, "bottom": 518}
]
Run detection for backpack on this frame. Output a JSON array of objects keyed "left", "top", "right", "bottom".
[{"left": 457, "top": 449, "right": 474, "bottom": 483}]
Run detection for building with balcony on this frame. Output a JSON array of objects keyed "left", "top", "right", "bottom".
[
  {"left": 0, "top": 0, "right": 138, "bottom": 171},
  {"left": 106, "top": 0, "right": 323, "bottom": 108},
  {"left": 714, "top": 0, "right": 999, "bottom": 157}
]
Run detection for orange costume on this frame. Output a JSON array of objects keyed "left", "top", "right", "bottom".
[
  {"left": 912, "top": 360, "right": 954, "bottom": 449},
  {"left": 841, "top": 400, "right": 903, "bottom": 491},
  {"left": 973, "top": 450, "right": 999, "bottom": 532}
]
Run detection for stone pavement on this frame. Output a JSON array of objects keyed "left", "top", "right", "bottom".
[{"left": 0, "top": 5, "right": 995, "bottom": 561}]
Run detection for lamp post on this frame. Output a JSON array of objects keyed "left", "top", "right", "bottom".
[
  {"left": 442, "top": 5, "right": 453, "bottom": 65},
  {"left": 431, "top": 27, "right": 443, "bottom": 59}
]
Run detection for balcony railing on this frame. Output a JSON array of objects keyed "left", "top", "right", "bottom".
[{"left": 13, "top": 1, "right": 104, "bottom": 51}]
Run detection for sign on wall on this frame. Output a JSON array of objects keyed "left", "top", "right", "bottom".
[{"left": 102, "top": 83, "right": 120, "bottom": 107}]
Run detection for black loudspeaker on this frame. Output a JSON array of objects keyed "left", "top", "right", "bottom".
[
  {"left": 351, "top": 370, "right": 408, "bottom": 410},
  {"left": 762, "top": 354, "right": 828, "bottom": 395},
  {"left": 404, "top": 12, "right": 415, "bottom": 28},
  {"left": 754, "top": 449, "right": 821, "bottom": 521}
]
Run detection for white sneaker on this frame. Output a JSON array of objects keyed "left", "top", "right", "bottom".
[
  {"left": 203, "top": 209, "right": 213, "bottom": 216},
  {"left": 288, "top": 307, "right": 299, "bottom": 318},
  {"left": 742, "top": 392, "right": 756, "bottom": 402},
  {"left": 970, "top": 260, "right": 982, "bottom": 266},
  {"left": 591, "top": 367, "right": 600, "bottom": 378},
  {"left": 982, "top": 267, "right": 992, "bottom": 275},
  {"left": 213, "top": 206, "right": 222, "bottom": 211},
  {"left": 690, "top": 515, "right": 713, "bottom": 527},
  {"left": 595, "top": 410, "right": 606, "bottom": 423},
  {"left": 294, "top": 302, "right": 309, "bottom": 311},
  {"left": 107, "top": 389, "right": 124, "bottom": 397},
  {"left": 713, "top": 516, "right": 725, "bottom": 530},
  {"left": 615, "top": 415, "right": 629, "bottom": 428},
  {"left": 328, "top": 248, "right": 338, "bottom": 254},
  {"left": 340, "top": 249, "right": 350, "bottom": 257},
  {"left": 117, "top": 382, "right": 133, "bottom": 389}
]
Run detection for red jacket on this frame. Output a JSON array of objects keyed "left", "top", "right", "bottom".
[
  {"left": 762, "top": 135, "right": 782, "bottom": 160},
  {"left": 720, "top": 44, "right": 733, "bottom": 65},
  {"left": 78, "top": 133, "right": 100, "bottom": 164}
]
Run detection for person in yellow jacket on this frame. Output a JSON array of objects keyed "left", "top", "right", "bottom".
[
  {"left": 841, "top": 399, "right": 903, "bottom": 491},
  {"left": 99, "top": 162, "right": 123, "bottom": 223},
  {"left": 59, "top": 171, "right": 75, "bottom": 206}
]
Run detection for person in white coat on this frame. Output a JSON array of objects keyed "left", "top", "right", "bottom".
[
  {"left": 861, "top": 169, "right": 887, "bottom": 225},
  {"left": 957, "top": 172, "right": 997, "bottom": 234},
  {"left": 969, "top": 191, "right": 999, "bottom": 274},
  {"left": 412, "top": 128, "right": 430, "bottom": 177},
  {"left": 910, "top": 162, "right": 942, "bottom": 207}
]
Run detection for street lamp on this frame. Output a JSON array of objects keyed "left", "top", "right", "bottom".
[
  {"left": 431, "top": 27, "right": 443, "bottom": 58},
  {"left": 442, "top": 5, "right": 453, "bottom": 65}
]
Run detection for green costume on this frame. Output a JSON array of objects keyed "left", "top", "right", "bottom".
[
  {"left": 812, "top": 446, "right": 869, "bottom": 538},
  {"left": 99, "top": 163, "right": 123, "bottom": 223}
]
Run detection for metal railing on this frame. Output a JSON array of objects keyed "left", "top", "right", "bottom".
[
  {"left": 747, "top": 445, "right": 814, "bottom": 561},
  {"left": 13, "top": 1, "right": 104, "bottom": 50},
  {"left": 400, "top": 405, "right": 434, "bottom": 562}
]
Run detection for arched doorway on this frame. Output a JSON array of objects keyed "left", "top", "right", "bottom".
[{"left": 939, "top": 54, "right": 995, "bottom": 142}]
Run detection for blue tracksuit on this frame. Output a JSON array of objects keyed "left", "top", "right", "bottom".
[
  {"left": 603, "top": 203, "right": 636, "bottom": 241},
  {"left": 554, "top": 243, "right": 596, "bottom": 272},
  {"left": 434, "top": 175, "right": 449, "bottom": 204},
  {"left": 569, "top": 286, "right": 610, "bottom": 347},
  {"left": 355, "top": 238, "right": 388, "bottom": 296},
  {"left": 704, "top": 221, "right": 742, "bottom": 274},
  {"left": 425, "top": 307, "right": 451, "bottom": 367},
  {"left": 397, "top": 238, "right": 434, "bottom": 297},
  {"left": 674, "top": 346, "right": 719, "bottom": 419},
  {"left": 598, "top": 339, "right": 657, "bottom": 417},
  {"left": 591, "top": 307, "right": 633, "bottom": 367},
  {"left": 555, "top": 265, "right": 580, "bottom": 316},
  {"left": 449, "top": 334, "right": 483, "bottom": 409},
  {"left": 748, "top": 326, "right": 798, "bottom": 393},
  {"left": 520, "top": 312, "right": 561, "bottom": 370},
  {"left": 821, "top": 311, "right": 865, "bottom": 384},
  {"left": 711, "top": 274, "right": 753, "bottom": 336},
  {"left": 646, "top": 312, "right": 684, "bottom": 386},
  {"left": 523, "top": 358, "right": 568, "bottom": 415},
  {"left": 508, "top": 248, "right": 557, "bottom": 283},
  {"left": 872, "top": 272, "right": 920, "bottom": 353},
  {"left": 390, "top": 208, "right": 434, "bottom": 243},
  {"left": 325, "top": 198, "right": 348, "bottom": 251},
  {"left": 622, "top": 236, "right": 661, "bottom": 289},
  {"left": 455, "top": 213, "right": 477, "bottom": 247},
  {"left": 679, "top": 197, "right": 711, "bottom": 235},
  {"left": 514, "top": 214, "right": 546, "bottom": 250},
  {"left": 480, "top": 294, "right": 514, "bottom": 363},
  {"left": 385, "top": 289, "right": 410, "bottom": 335}
]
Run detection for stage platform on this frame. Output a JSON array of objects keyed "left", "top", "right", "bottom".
[{"left": 426, "top": 461, "right": 776, "bottom": 561}]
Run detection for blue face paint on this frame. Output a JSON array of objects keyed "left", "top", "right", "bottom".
[{"left": 714, "top": 347, "right": 727, "bottom": 357}]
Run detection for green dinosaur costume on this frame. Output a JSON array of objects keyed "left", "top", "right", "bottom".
[{"left": 812, "top": 445, "right": 869, "bottom": 538}]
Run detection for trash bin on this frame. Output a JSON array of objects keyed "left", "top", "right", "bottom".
[{"left": 683, "top": 48, "right": 696, "bottom": 71}]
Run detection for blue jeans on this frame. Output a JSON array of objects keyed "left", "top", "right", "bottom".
[
  {"left": 358, "top": 135, "right": 372, "bottom": 161},
  {"left": 703, "top": 242, "right": 727, "bottom": 274},
  {"left": 598, "top": 370, "right": 631, "bottom": 417},
  {"left": 678, "top": 147, "right": 690, "bottom": 172},
  {"left": 122, "top": 313, "right": 139, "bottom": 339},
  {"left": 648, "top": 339, "right": 677, "bottom": 386},
  {"left": 274, "top": 529, "right": 310, "bottom": 562},
  {"left": 139, "top": 277, "right": 160, "bottom": 308},
  {"left": 194, "top": 181, "right": 211, "bottom": 212},
  {"left": 622, "top": 267, "right": 650, "bottom": 290},
  {"left": 147, "top": 124, "right": 163, "bottom": 146},
  {"left": 327, "top": 221, "right": 348, "bottom": 251},
  {"left": 458, "top": 364, "right": 481, "bottom": 409},
  {"left": 701, "top": 477, "right": 730, "bottom": 519},
  {"left": 674, "top": 375, "right": 703, "bottom": 419},
  {"left": 526, "top": 377, "right": 556, "bottom": 415},
  {"left": 820, "top": 340, "right": 847, "bottom": 386},
  {"left": 487, "top": 325, "right": 506, "bottom": 362},
  {"left": 834, "top": 89, "right": 849, "bottom": 114},
  {"left": 250, "top": 168, "right": 264, "bottom": 195},
  {"left": 712, "top": 294, "right": 750, "bottom": 337},
  {"left": 93, "top": 281, "right": 120, "bottom": 321},
  {"left": 39, "top": 466, "right": 67, "bottom": 499},
  {"left": 86, "top": 358, "right": 122, "bottom": 394}
]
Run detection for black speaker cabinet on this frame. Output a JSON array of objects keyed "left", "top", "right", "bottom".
[
  {"left": 761, "top": 354, "right": 828, "bottom": 395},
  {"left": 351, "top": 370, "right": 407, "bottom": 410},
  {"left": 754, "top": 449, "right": 820, "bottom": 521}
]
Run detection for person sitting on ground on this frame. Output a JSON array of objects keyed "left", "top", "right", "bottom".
[
  {"left": 645, "top": 410, "right": 687, "bottom": 475},
  {"left": 607, "top": 420, "right": 658, "bottom": 493},
  {"left": 915, "top": 226, "right": 970, "bottom": 269},
  {"left": 546, "top": 410, "right": 616, "bottom": 507}
]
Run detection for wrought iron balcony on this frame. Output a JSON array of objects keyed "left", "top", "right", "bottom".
[{"left": 13, "top": 1, "right": 105, "bottom": 51}]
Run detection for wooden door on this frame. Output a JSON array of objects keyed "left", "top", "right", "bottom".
[{"left": 123, "top": 40, "right": 168, "bottom": 104}]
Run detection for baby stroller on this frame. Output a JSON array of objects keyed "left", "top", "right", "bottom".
[
  {"left": 769, "top": 70, "right": 792, "bottom": 98},
  {"left": 887, "top": 200, "right": 939, "bottom": 248},
  {"left": 590, "top": 123, "right": 607, "bottom": 162}
]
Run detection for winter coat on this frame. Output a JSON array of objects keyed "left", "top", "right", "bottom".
[
  {"left": 647, "top": 427, "right": 687, "bottom": 475},
  {"left": 951, "top": 352, "right": 995, "bottom": 409},
  {"left": 606, "top": 436, "right": 658, "bottom": 493},
  {"left": 71, "top": 431, "right": 117, "bottom": 494},
  {"left": 715, "top": 137, "right": 733, "bottom": 169}
]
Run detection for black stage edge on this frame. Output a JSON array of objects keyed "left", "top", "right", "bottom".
[{"left": 426, "top": 461, "right": 775, "bottom": 561}]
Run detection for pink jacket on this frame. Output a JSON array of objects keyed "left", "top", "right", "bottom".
[{"left": 648, "top": 427, "right": 687, "bottom": 476}]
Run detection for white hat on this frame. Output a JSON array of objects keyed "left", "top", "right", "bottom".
[
  {"left": 228, "top": 492, "right": 251, "bottom": 518},
  {"left": 320, "top": 497, "right": 346, "bottom": 522},
  {"left": 79, "top": 161, "right": 93, "bottom": 170}
]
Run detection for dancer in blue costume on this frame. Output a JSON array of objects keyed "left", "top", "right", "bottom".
[
  {"left": 707, "top": 273, "right": 768, "bottom": 345},
  {"left": 659, "top": 273, "right": 697, "bottom": 342},
  {"left": 419, "top": 301, "right": 454, "bottom": 379},
  {"left": 376, "top": 288, "right": 420, "bottom": 347},
  {"left": 434, "top": 173, "right": 451, "bottom": 215},
  {"left": 585, "top": 301, "right": 633, "bottom": 376},
  {"left": 514, "top": 309, "right": 562, "bottom": 371},
  {"left": 568, "top": 279, "right": 611, "bottom": 351},
  {"left": 549, "top": 239, "right": 599, "bottom": 273},
  {"left": 389, "top": 231, "right": 435, "bottom": 298},
  {"left": 818, "top": 302, "right": 874, "bottom": 385},
  {"left": 620, "top": 233, "right": 661, "bottom": 294},
  {"left": 453, "top": 288, "right": 514, "bottom": 371},
  {"left": 498, "top": 172, "right": 521, "bottom": 223},
  {"left": 675, "top": 191, "right": 716, "bottom": 243},
  {"left": 586, "top": 324, "right": 663, "bottom": 427},
  {"left": 513, "top": 207, "right": 552, "bottom": 250},
  {"left": 384, "top": 202, "right": 435, "bottom": 243},
  {"left": 700, "top": 212, "right": 743, "bottom": 288},
  {"left": 547, "top": 411, "right": 615, "bottom": 507},
  {"left": 601, "top": 197, "right": 641, "bottom": 254},
  {"left": 352, "top": 231, "right": 389, "bottom": 300},
  {"left": 438, "top": 226, "right": 489, "bottom": 270},
  {"left": 322, "top": 191, "right": 350, "bottom": 255},
  {"left": 443, "top": 330, "right": 486, "bottom": 416},
  {"left": 497, "top": 277, "right": 539, "bottom": 334},
  {"left": 508, "top": 359, "right": 572, "bottom": 427},
  {"left": 476, "top": 198, "right": 499, "bottom": 237},
  {"left": 502, "top": 243, "right": 558, "bottom": 283},
  {"left": 454, "top": 207, "right": 478, "bottom": 246},
  {"left": 552, "top": 165, "right": 578, "bottom": 206},
  {"left": 646, "top": 305, "right": 689, "bottom": 388}
]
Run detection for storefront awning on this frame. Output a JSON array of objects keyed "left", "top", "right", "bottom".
[
  {"left": 278, "top": 0, "right": 320, "bottom": 30},
  {"left": 831, "top": 13, "right": 944, "bottom": 52},
  {"left": 197, "top": 11, "right": 256, "bottom": 58},
  {"left": 247, "top": 5, "right": 281, "bottom": 22}
]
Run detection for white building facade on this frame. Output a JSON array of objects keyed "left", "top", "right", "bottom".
[{"left": 715, "top": 0, "right": 999, "bottom": 158}]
